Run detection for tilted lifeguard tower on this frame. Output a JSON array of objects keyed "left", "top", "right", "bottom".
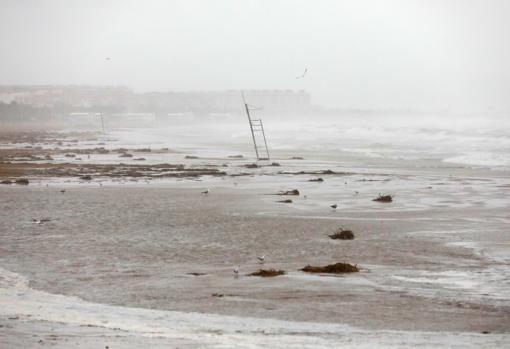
[{"left": 242, "top": 92, "right": 270, "bottom": 161}]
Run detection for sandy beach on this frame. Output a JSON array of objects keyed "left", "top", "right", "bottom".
[
  {"left": 1, "top": 127, "right": 509, "bottom": 348},
  {"left": 3, "top": 1, "right": 510, "bottom": 346}
]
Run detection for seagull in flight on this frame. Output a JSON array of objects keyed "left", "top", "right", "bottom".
[{"left": 296, "top": 68, "right": 308, "bottom": 79}]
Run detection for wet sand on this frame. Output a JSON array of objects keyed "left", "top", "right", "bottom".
[{"left": 1, "top": 130, "right": 509, "bottom": 347}]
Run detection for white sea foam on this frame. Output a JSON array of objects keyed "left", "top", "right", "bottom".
[
  {"left": 100, "top": 117, "right": 510, "bottom": 168},
  {"left": 1, "top": 266, "right": 508, "bottom": 348}
]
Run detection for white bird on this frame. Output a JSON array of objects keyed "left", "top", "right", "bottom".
[
  {"left": 201, "top": 189, "right": 210, "bottom": 194},
  {"left": 257, "top": 255, "right": 265, "bottom": 264},
  {"left": 296, "top": 68, "right": 308, "bottom": 79},
  {"left": 234, "top": 266, "right": 239, "bottom": 277}
]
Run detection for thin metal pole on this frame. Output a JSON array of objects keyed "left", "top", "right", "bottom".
[
  {"left": 242, "top": 92, "right": 260, "bottom": 160},
  {"left": 99, "top": 112, "right": 105, "bottom": 134},
  {"left": 260, "top": 120, "right": 270, "bottom": 160}
]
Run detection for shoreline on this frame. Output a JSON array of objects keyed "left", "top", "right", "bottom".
[
  {"left": 1, "top": 130, "right": 509, "bottom": 347},
  {"left": 1, "top": 265, "right": 509, "bottom": 349}
]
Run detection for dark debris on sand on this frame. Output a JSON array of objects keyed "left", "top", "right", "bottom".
[
  {"left": 277, "top": 199, "right": 293, "bottom": 203},
  {"left": 248, "top": 269, "right": 286, "bottom": 277},
  {"left": 300, "top": 263, "right": 359, "bottom": 274},
  {"left": 278, "top": 189, "right": 300, "bottom": 195},
  {"left": 328, "top": 228, "right": 355, "bottom": 240},
  {"left": 278, "top": 169, "right": 354, "bottom": 176},
  {"left": 373, "top": 194, "right": 393, "bottom": 202},
  {"left": 243, "top": 163, "right": 260, "bottom": 168}
]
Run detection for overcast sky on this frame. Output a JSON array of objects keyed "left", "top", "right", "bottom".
[{"left": 1, "top": 0, "right": 509, "bottom": 111}]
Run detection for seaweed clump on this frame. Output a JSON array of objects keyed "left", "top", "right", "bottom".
[
  {"left": 278, "top": 189, "right": 300, "bottom": 195},
  {"left": 277, "top": 199, "right": 293, "bottom": 204},
  {"left": 244, "top": 163, "right": 260, "bottom": 168},
  {"left": 248, "top": 269, "right": 286, "bottom": 277},
  {"left": 328, "top": 228, "right": 354, "bottom": 240},
  {"left": 373, "top": 194, "right": 393, "bottom": 202},
  {"left": 300, "top": 263, "right": 359, "bottom": 274}
]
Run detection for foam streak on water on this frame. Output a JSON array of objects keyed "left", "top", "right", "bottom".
[{"left": 1, "top": 267, "right": 509, "bottom": 348}]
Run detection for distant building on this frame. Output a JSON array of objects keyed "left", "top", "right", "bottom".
[{"left": 0, "top": 86, "right": 312, "bottom": 122}]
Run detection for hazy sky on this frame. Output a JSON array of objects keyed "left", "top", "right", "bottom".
[{"left": 1, "top": 0, "right": 509, "bottom": 111}]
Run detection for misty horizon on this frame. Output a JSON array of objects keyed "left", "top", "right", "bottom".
[
  {"left": 1, "top": 2, "right": 510, "bottom": 348},
  {"left": 1, "top": 0, "right": 510, "bottom": 112}
]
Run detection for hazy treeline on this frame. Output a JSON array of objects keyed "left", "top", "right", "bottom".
[{"left": 0, "top": 101, "right": 126, "bottom": 124}]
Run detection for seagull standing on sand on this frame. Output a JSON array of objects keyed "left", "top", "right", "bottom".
[
  {"left": 201, "top": 189, "right": 210, "bottom": 194},
  {"left": 234, "top": 266, "right": 239, "bottom": 278},
  {"left": 257, "top": 255, "right": 265, "bottom": 264},
  {"left": 330, "top": 204, "right": 338, "bottom": 209}
]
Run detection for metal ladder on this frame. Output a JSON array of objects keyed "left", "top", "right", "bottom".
[{"left": 243, "top": 94, "right": 270, "bottom": 161}]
